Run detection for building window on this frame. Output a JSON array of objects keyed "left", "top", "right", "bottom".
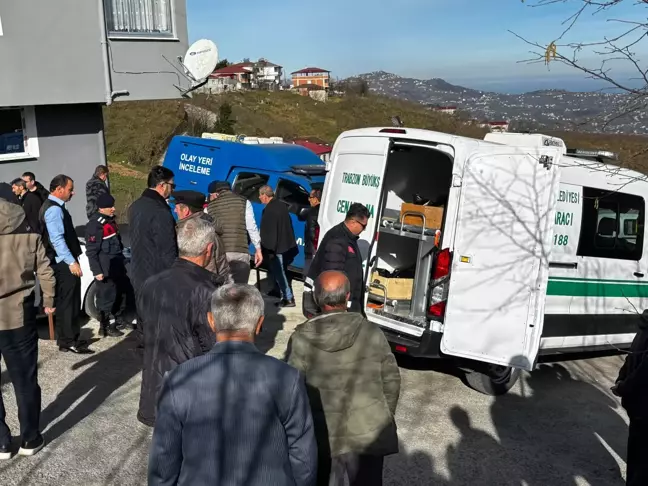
[
  {"left": 0, "top": 107, "right": 39, "bottom": 162},
  {"left": 233, "top": 172, "right": 270, "bottom": 204},
  {"left": 577, "top": 187, "right": 645, "bottom": 261},
  {"left": 276, "top": 178, "right": 310, "bottom": 215},
  {"left": 105, "top": 0, "right": 173, "bottom": 37}
]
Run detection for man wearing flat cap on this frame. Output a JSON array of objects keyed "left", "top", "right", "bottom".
[
  {"left": 85, "top": 193, "right": 127, "bottom": 338},
  {"left": 172, "top": 190, "right": 231, "bottom": 286},
  {"left": 206, "top": 181, "right": 263, "bottom": 284}
]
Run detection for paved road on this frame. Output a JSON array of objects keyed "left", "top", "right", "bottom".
[{"left": 0, "top": 278, "right": 629, "bottom": 485}]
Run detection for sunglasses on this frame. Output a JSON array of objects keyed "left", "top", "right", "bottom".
[
  {"left": 353, "top": 219, "right": 368, "bottom": 230},
  {"left": 164, "top": 182, "right": 177, "bottom": 190}
]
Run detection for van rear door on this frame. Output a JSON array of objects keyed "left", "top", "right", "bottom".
[
  {"left": 440, "top": 146, "right": 562, "bottom": 370},
  {"left": 319, "top": 135, "right": 391, "bottom": 274}
]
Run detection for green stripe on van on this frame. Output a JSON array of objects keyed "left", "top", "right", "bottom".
[{"left": 547, "top": 278, "right": 648, "bottom": 297}]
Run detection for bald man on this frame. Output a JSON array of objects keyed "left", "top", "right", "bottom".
[{"left": 286, "top": 270, "right": 401, "bottom": 486}]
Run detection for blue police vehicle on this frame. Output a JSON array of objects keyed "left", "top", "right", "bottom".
[{"left": 162, "top": 135, "right": 326, "bottom": 273}]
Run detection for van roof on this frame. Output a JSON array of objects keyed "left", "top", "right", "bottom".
[
  {"left": 336, "top": 127, "right": 477, "bottom": 146},
  {"left": 171, "top": 135, "right": 325, "bottom": 174}
]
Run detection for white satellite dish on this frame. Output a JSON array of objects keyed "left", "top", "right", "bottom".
[{"left": 182, "top": 39, "right": 219, "bottom": 83}]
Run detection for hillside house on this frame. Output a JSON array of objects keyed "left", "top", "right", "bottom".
[
  {"left": 204, "top": 58, "right": 283, "bottom": 93},
  {"left": 291, "top": 67, "right": 331, "bottom": 92},
  {"left": 0, "top": 0, "right": 190, "bottom": 221}
]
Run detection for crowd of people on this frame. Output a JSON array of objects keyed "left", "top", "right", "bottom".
[{"left": 2, "top": 163, "right": 646, "bottom": 485}]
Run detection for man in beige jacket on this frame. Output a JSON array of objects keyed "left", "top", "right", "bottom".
[{"left": 0, "top": 183, "right": 55, "bottom": 459}]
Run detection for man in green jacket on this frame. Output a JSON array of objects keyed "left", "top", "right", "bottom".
[{"left": 286, "top": 270, "right": 401, "bottom": 486}]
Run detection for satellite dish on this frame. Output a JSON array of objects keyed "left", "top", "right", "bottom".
[{"left": 182, "top": 39, "right": 219, "bottom": 83}]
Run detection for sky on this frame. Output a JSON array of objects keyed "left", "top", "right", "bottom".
[{"left": 187, "top": 0, "right": 646, "bottom": 93}]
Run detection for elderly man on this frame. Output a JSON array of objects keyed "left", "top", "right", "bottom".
[
  {"left": 287, "top": 270, "right": 401, "bottom": 486},
  {"left": 137, "top": 217, "right": 222, "bottom": 427},
  {"left": 85, "top": 165, "right": 110, "bottom": 219},
  {"left": 39, "top": 175, "right": 91, "bottom": 354},
  {"left": 206, "top": 180, "right": 263, "bottom": 284},
  {"left": 259, "top": 185, "right": 298, "bottom": 307},
  {"left": 172, "top": 190, "right": 231, "bottom": 286},
  {"left": 11, "top": 177, "right": 42, "bottom": 233},
  {"left": 149, "top": 284, "right": 317, "bottom": 486},
  {"left": 0, "top": 183, "right": 55, "bottom": 458}
]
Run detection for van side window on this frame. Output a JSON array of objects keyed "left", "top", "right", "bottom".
[
  {"left": 577, "top": 187, "right": 645, "bottom": 261},
  {"left": 233, "top": 172, "right": 270, "bottom": 203},
  {"left": 276, "top": 179, "right": 310, "bottom": 214}
]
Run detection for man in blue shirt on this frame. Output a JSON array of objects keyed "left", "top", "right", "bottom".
[{"left": 39, "top": 175, "right": 93, "bottom": 354}]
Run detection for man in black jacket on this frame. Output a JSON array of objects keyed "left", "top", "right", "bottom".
[
  {"left": 304, "top": 203, "right": 370, "bottom": 317},
  {"left": 85, "top": 193, "right": 126, "bottom": 339},
  {"left": 303, "top": 188, "right": 321, "bottom": 276},
  {"left": 21, "top": 172, "right": 49, "bottom": 204},
  {"left": 11, "top": 178, "right": 42, "bottom": 233},
  {"left": 259, "top": 185, "right": 298, "bottom": 308},
  {"left": 85, "top": 165, "right": 110, "bottom": 219},
  {"left": 128, "top": 166, "right": 177, "bottom": 339},
  {"left": 137, "top": 217, "right": 219, "bottom": 427}
]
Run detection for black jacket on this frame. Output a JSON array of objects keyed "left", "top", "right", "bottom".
[
  {"left": 85, "top": 176, "right": 110, "bottom": 219},
  {"left": 137, "top": 258, "right": 217, "bottom": 427},
  {"left": 84, "top": 213, "right": 125, "bottom": 278},
  {"left": 260, "top": 198, "right": 297, "bottom": 255},
  {"left": 303, "top": 204, "right": 320, "bottom": 259},
  {"left": 32, "top": 182, "right": 49, "bottom": 204},
  {"left": 307, "top": 222, "right": 364, "bottom": 313},
  {"left": 19, "top": 190, "right": 43, "bottom": 234},
  {"left": 128, "top": 189, "right": 178, "bottom": 290},
  {"left": 615, "top": 312, "right": 648, "bottom": 418}
]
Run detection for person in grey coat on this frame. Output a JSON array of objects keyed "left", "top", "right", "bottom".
[
  {"left": 286, "top": 270, "right": 401, "bottom": 486},
  {"left": 149, "top": 283, "right": 317, "bottom": 486}
]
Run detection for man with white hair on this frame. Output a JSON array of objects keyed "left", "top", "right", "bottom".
[
  {"left": 137, "top": 217, "right": 222, "bottom": 427},
  {"left": 149, "top": 284, "right": 317, "bottom": 486}
]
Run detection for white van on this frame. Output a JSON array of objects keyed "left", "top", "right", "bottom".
[{"left": 314, "top": 127, "right": 647, "bottom": 395}]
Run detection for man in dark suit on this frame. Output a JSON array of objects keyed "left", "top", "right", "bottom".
[
  {"left": 128, "top": 166, "right": 177, "bottom": 339},
  {"left": 259, "top": 185, "right": 298, "bottom": 308},
  {"left": 149, "top": 283, "right": 317, "bottom": 486}
]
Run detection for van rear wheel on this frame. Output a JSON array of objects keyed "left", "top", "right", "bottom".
[
  {"left": 465, "top": 365, "right": 521, "bottom": 396},
  {"left": 83, "top": 281, "right": 100, "bottom": 321}
]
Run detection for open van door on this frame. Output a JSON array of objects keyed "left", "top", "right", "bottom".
[
  {"left": 318, "top": 134, "right": 391, "bottom": 278},
  {"left": 440, "top": 146, "right": 562, "bottom": 371}
]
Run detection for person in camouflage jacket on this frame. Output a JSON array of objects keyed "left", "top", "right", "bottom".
[{"left": 85, "top": 165, "right": 110, "bottom": 219}]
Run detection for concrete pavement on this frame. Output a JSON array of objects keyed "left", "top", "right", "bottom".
[{"left": 0, "top": 278, "right": 629, "bottom": 485}]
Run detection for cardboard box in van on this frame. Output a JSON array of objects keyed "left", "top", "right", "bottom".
[
  {"left": 400, "top": 203, "right": 444, "bottom": 229},
  {"left": 369, "top": 273, "right": 414, "bottom": 301}
]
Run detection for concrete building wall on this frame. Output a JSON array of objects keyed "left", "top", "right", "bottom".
[
  {"left": 0, "top": 0, "right": 107, "bottom": 106},
  {"left": 0, "top": 0, "right": 190, "bottom": 107},
  {"left": 108, "top": 0, "right": 191, "bottom": 101},
  {"left": 0, "top": 104, "right": 106, "bottom": 223}
]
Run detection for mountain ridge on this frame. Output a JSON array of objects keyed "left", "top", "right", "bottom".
[{"left": 346, "top": 71, "right": 646, "bottom": 134}]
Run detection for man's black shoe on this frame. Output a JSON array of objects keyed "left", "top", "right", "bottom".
[
  {"left": 0, "top": 442, "right": 12, "bottom": 460},
  {"left": 18, "top": 435, "right": 45, "bottom": 456},
  {"left": 278, "top": 298, "right": 296, "bottom": 308},
  {"left": 59, "top": 345, "right": 95, "bottom": 355}
]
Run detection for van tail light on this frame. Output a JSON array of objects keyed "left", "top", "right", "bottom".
[{"left": 428, "top": 249, "right": 452, "bottom": 319}]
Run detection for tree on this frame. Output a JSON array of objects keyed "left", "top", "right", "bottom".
[
  {"left": 513, "top": 0, "right": 648, "bottom": 133},
  {"left": 214, "top": 102, "right": 235, "bottom": 135},
  {"left": 215, "top": 59, "right": 231, "bottom": 70}
]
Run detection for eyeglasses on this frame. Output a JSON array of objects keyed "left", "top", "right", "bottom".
[
  {"left": 164, "top": 182, "right": 176, "bottom": 190},
  {"left": 353, "top": 219, "right": 368, "bottom": 230}
]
